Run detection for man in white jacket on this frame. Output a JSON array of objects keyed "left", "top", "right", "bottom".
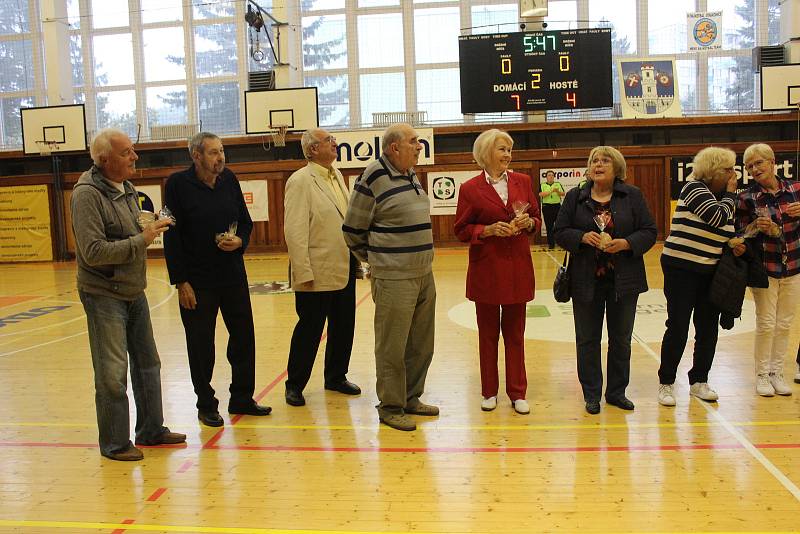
[{"left": 283, "top": 128, "right": 361, "bottom": 407}]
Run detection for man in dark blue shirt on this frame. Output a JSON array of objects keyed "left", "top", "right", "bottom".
[{"left": 164, "top": 132, "right": 271, "bottom": 427}]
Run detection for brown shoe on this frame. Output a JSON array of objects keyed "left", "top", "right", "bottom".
[
  {"left": 103, "top": 444, "right": 144, "bottom": 461},
  {"left": 405, "top": 400, "right": 439, "bottom": 416},
  {"left": 136, "top": 431, "right": 187, "bottom": 446},
  {"left": 379, "top": 413, "right": 416, "bottom": 431}
]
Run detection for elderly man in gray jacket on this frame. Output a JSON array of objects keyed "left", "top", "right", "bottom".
[{"left": 71, "top": 128, "right": 185, "bottom": 461}]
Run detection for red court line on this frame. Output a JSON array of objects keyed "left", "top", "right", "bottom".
[
  {"left": 146, "top": 487, "right": 167, "bottom": 502},
  {"left": 176, "top": 459, "right": 194, "bottom": 473},
  {"left": 110, "top": 518, "right": 134, "bottom": 534}
]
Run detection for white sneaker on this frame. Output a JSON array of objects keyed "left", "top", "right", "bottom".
[
  {"left": 481, "top": 396, "right": 497, "bottom": 411},
  {"left": 795, "top": 365, "right": 800, "bottom": 384},
  {"left": 689, "top": 382, "right": 719, "bottom": 402},
  {"left": 658, "top": 384, "right": 676, "bottom": 406},
  {"left": 769, "top": 373, "right": 792, "bottom": 396},
  {"left": 512, "top": 399, "right": 530, "bottom": 414},
  {"left": 756, "top": 374, "right": 775, "bottom": 397}
]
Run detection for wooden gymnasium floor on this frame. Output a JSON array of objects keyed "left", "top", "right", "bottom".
[{"left": 1, "top": 244, "right": 799, "bottom": 534}]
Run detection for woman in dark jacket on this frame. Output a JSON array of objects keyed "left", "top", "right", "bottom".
[{"left": 553, "top": 146, "right": 657, "bottom": 415}]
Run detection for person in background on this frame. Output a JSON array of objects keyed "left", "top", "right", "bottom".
[
  {"left": 657, "top": 147, "right": 743, "bottom": 407},
  {"left": 539, "top": 170, "right": 565, "bottom": 249},
  {"left": 736, "top": 143, "right": 800, "bottom": 397},
  {"left": 283, "top": 128, "right": 361, "bottom": 407},
  {"left": 553, "top": 146, "right": 657, "bottom": 415},
  {"left": 342, "top": 123, "right": 438, "bottom": 432},
  {"left": 71, "top": 128, "right": 185, "bottom": 461},
  {"left": 454, "top": 129, "right": 540, "bottom": 414},
  {"left": 164, "top": 132, "right": 271, "bottom": 427}
]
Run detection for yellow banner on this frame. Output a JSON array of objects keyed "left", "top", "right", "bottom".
[{"left": 0, "top": 185, "right": 53, "bottom": 262}]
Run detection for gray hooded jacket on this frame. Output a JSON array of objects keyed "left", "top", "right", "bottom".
[{"left": 71, "top": 166, "right": 148, "bottom": 300}]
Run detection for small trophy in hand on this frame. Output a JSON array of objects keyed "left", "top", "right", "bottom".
[
  {"left": 215, "top": 221, "right": 239, "bottom": 243},
  {"left": 511, "top": 200, "right": 530, "bottom": 234},
  {"left": 593, "top": 212, "right": 612, "bottom": 249},
  {"left": 137, "top": 210, "right": 156, "bottom": 230},
  {"left": 159, "top": 205, "right": 176, "bottom": 225}
]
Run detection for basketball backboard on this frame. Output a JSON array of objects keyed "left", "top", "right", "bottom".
[
  {"left": 760, "top": 64, "right": 800, "bottom": 111},
  {"left": 20, "top": 104, "right": 88, "bottom": 155},
  {"left": 244, "top": 87, "right": 319, "bottom": 134}
]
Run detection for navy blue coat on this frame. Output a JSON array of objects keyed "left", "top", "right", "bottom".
[{"left": 553, "top": 180, "right": 657, "bottom": 302}]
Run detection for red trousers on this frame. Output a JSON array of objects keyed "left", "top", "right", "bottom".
[{"left": 475, "top": 302, "right": 527, "bottom": 401}]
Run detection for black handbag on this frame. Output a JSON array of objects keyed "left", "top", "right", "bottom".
[{"left": 553, "top": 252, "right": 571, "bottom": 303}]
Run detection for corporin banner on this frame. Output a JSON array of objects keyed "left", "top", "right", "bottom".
[{"left": 0, "top": 184, "right": 53, "bottom": 262}]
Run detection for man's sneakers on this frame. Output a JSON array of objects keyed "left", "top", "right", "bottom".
[
  {"left": 658, "top": 384, "right": 676, "bottom": 406},
  {"left": 769, "top": 372, "right": 792, "bottom": 396},
  {"left": 756, "top": 373, "right": 775, "bottom": 396},
  {"left": 405, "top": 400, "right": 439, "bottom": 416},
  {"left": 379, "top": 413, "right": 416, "bottom": 431},
  {"left": 689, "top": 382, "right": 718, "bottom": 402}
]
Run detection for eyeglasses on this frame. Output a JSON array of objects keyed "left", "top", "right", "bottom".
[
  {"left": 591, "top": 157, "right": 613, "bottom": 166},
  {"left": 319, "top": 135, "right": 336, "bottom": 144},
  {"left": 744, "top": 159, "right": 770, "bottom": 171}
]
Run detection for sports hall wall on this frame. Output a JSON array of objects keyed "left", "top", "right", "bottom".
[{"left": 0, "top": 111, "right": 797, "bottom": 260}]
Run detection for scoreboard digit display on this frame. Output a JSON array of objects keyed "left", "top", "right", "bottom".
[{"left": 458, "top": 28, "right": 613, "bottom": 113}]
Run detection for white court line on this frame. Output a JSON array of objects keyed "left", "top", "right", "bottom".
[
  {"left": 632, "top": 331, "right": 800, "bottom": 502},
  {"left": 0, "top": 278, "right": 176, "bottom": 358}
]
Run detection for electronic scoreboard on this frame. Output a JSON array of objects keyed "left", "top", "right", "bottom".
[{"left": 458, "top": 28, "right": 613, "bottom": 113}]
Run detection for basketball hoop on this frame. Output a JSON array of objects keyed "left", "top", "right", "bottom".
[
  {"left": 270, "top": 125, "right": 288, "bottom": 147},
  {"left": 36, "top": 140, "right": 59, "bottom": 156}
]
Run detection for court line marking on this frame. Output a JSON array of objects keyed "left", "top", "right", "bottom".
[
  {"left": 0, "top": 277, "right": 176, "bottom": 358},
  {"left": 0, "top": 520, "right": 476, "bottom": 534},
  {"left": 632, "top": 331, "right": 800, "bottom": 502}
]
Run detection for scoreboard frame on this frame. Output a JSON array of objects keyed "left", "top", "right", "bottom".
[{"left": 458, "top": 28, "right": 613, "bottom": 114}]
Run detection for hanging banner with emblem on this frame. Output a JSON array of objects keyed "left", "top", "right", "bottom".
[{"left": 688, "top": 11, "right": 722, "bottom": 52}]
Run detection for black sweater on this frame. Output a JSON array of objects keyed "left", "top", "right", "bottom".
[{"left": 163, "top": 165, "right": 253, "bottom": 289}]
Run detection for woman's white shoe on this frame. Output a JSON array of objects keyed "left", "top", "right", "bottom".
[
  {"left": 480, "top": 396, "right": 497, "bottom": 411},
  {"left": 512, "top": 399, "right": 530, "bottom": 414}
]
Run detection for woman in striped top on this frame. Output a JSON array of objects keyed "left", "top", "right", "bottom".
[
  {"left": 658, "top": 147, "right": 743, "bottom": 407},
  {"left": 737, "top": 143, "right": 800, "bottom": 397}
]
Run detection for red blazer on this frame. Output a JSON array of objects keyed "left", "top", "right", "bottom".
[{"left": 454, "top": 171, "right": 541, "bottom": 305}]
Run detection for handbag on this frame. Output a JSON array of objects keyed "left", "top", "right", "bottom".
[{"left": 553, "top": 252, "right": 571, "bottom": 303}]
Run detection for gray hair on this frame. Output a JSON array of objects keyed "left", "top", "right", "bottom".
[
  {"left": 472, "top": 129, "right": 513, "bottom": 169},
  {"left": 90, "top": 128, "right": 128, "bottom": 167},
  {"left": 691, "top": 146, "right": 736, "bottom": 184},
  {"left": 301, "top": 128, "right": 324, "bottom": 159},
  {"left": 381, "top": 123, "right": 413, "bottom": 154},
  {"left": 743, "top": 143, "right": 775, "bottom": 165},
  {"left": 188, "top": 132, "right": 220, "bottom": 155},
  {"left": 587, "top": 146, "right": 627, "bottom": 182}
]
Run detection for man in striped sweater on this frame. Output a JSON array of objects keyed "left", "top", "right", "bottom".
[{"left": 342, "top": 123, "right": 438, "bottom": 431}]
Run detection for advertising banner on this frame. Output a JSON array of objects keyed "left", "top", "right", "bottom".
[
  {"left": 334, "top": 128, "right": 435, "bottom": 169},
  {"left": 240, "top": 180, "right": 269, "bottom": 221},
  {"left": 427, "top": 170, "right": 479, "bottom": 215},
  {"left": 136, "top": 185, "right": 164, "bottom": 250},
  {"left": 0, "top": 185, "right": 53, "bottom": 262}
]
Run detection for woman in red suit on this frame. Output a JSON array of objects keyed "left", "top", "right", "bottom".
[{"left": 454, "top": 129, "right": 541, "bottom": 414}]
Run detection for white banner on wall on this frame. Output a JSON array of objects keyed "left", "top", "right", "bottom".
[
  {"left": 136, "top": 185, "right": 164, "bottom": 250},
  {"left": 687, "top": 11, "right": 722, "bottom": 52},
  {"left": 428, "top": 170, "right": 479, "bottom": 215},
  {"left": 334, "top": 128, "right": 435, "bottom": 169},
  {"left": 618, "top": 58, "right": 682, "bottom": 119},
  {"left": 240, "top": 180, "right": 269, "bottom": 221},
  {"left": 538, "top": 167, "right": 587, "bottom": 237}
]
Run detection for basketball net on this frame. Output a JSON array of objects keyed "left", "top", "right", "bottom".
[
  {"left": 36, "top": 140, "right": 59, "bottom": 156},
  {"left": 271, "top": 125, "right": 288, "bottom": 147}
]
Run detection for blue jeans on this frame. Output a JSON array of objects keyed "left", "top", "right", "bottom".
[
  {"left": 571, "top": 280, "right": 638, "bottom": 402},
  {"left": 79, "top": 290, "right": 168, "bottom": 456}
]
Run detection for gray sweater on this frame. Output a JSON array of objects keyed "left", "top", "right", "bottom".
[
  {"left": 71, "top": 166, "right": 149, "bottom": 300},
  {"left": 342, "top": 156, "right": 433, "bottom": 280}
]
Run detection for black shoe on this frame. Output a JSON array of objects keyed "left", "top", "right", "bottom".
[
  {"left": 585, "top": 401, "right": 601, "bottom": 415},
  {"left": 606, "top": 396, "right": 635, "bottom": 410},
  {"left": 198, "top": 410, "right": 224, "bottom": 427},
  {"left": 285, "top": 388, "right": 306, "bottom": 406},
  {"left": 324, "top": 380, "right": 361, "bottom": 396},
  {"left": 228, "top": 403, "right": 272, "bottom": 416}
]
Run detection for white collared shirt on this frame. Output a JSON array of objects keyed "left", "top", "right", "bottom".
[{"left": 484, "top": 170, "right": 509, "bottom": 204}]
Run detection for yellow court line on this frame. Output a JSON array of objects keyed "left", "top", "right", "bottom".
[
  {"left": 2, "top": 420, "right": 800, "bottom": 431},
  {"left": 0, "top": 520, "right": 476, "bottom": 534}
]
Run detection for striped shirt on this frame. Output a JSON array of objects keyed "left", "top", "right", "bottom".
[
  {"left": 662, "top": 180, "right": 736, "bottom": 274},
  {"left": 736, "top": 179, "right": 800, "bottom": 278},
  {"left": 342, "top": 156, "right": 433, "bottom": 280}
]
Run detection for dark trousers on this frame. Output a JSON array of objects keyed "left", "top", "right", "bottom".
[
  {"left": 475, "top": 302, "right": 527, "bottom": 400},
  {"left": 542, "top": 203, "right": 561, "bottom": 248},
  {"left": 572, "top": 280, "right": 638, "bottom": 402},
  {"left": 178, "top": 282, "right": 256, "bottom": 412},
  {"left": 658, "top": 265, "right": 720, "bottom": 385},
  {"left": 286, "top": 271, "right": 356, "bottom": 393}
]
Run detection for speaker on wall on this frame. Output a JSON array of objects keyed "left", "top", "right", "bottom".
[{"left": 519, "top": 0, "right": 548, "bottom": 17}]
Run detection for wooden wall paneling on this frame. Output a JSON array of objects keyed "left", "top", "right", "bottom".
[{"left": 625, "top": 157, "right": 666, "bottom": 240}]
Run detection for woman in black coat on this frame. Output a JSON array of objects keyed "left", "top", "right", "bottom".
[{"left": 553, "top": 146, "right": 657, "bottom": 415}]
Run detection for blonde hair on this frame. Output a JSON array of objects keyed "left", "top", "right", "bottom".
[
  {"left": 692, "top": 146, "right": 736, "bottom": 185},
  {"left": 472, "top": 129, "right": 513, "bottom": 169},
  {"left": 743, "top": 143, "right": 775, "bottom": 165},
  {"left": 586, "top": 146, "right": 626, "bottom": 182}
]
